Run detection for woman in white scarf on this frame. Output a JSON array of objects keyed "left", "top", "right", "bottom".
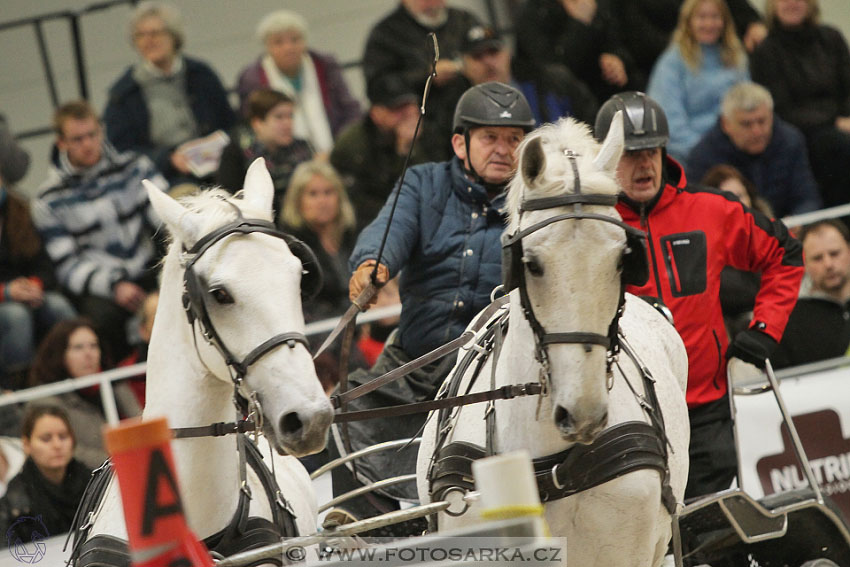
[{"left": 237, "top": 11, "right": 362, "bottom": 155}]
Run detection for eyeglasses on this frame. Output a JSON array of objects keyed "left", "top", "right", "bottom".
[{"left": 133, "top": 28, "right": 169, "bottom": 40}]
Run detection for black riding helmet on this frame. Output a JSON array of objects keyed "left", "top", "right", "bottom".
[
  {"left": 594, "top": 91, "right": 669, "bottom": 151},
  {"left": 452, "top": 81, "right": 536, "bottom": 134},
  {"left": 452, "top": 82, "right": 535, "bottom": 189}
]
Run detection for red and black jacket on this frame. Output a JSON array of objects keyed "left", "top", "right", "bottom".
[{"left": 617, "top": 158, "right": 804, "bottom": 408}]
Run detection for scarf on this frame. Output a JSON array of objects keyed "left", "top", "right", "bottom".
[
  {"left": 261, "top": 53, "right": 334, "bottom": 153},
  {"left": 8, "top": 457, "right": 91, "bottom": 537}
]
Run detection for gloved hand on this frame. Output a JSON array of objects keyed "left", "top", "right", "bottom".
[
  {"left": 726, "top": 329, "right": 777, "bottom": 369},
  {"left": 348, "top": 260, "right": 389, "bottom": 309}
]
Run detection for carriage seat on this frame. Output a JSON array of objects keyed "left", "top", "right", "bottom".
[{"left": 677, "top": 487, "right": 850, "bottom": 566}]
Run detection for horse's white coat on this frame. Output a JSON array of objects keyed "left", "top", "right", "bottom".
[
  {"left": 417, "top": 116, "right": 690, "bottom": 567},
  {"left": 90, "top": 159, "right": 332, "bottom": 543}
]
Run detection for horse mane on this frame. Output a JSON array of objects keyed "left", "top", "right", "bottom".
[
  {"left": 506, "top": 118, "right": 620, "bottom": 233},
  {"left": 162, "top": 187, "right": 272, "bottom": 251}
]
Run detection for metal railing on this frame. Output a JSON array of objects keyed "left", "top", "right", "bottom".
[{"left": 0, "top": 303, "right": 402, "bottom": 424}]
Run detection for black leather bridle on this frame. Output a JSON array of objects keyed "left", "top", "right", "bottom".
[
  {"left": 501, "top": 150, "right": 648, "bottom": 384},
  {"left": 180, "top": 210, "right": 315, "bottom": 391}
]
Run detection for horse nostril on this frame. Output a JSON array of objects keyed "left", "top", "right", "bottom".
[
  {"left": 280, "top": 412, "right": 303, "bottom": 435},
  {"left": 554, "top": 405, "right": 570, "bottom": 429}
]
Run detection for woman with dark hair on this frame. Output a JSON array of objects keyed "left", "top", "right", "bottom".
[
  {"left": 700, "top": 163, "right": 773, "bottom": 216},
  {"left": 751, "top": 0, "right": 850, "bottom": 206},
  {"left": 700, "top": 164, "right": 769, "bottom": 337},
  {"left": 0, "top": 404, "right": 91, "bottom": 538},
  {"left": 217, "top": 88, "right": 313, "bottom": 213},
  {"left": 29, "top": 318, "right": 139, "bottom": 468}
]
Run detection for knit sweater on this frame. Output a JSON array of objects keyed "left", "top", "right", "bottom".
[
  {"left": 648, "top": 43, "right": 749, "bottom": 164},
  {"left": 33, "top": 143, "right": 167, "bottom": 299}
]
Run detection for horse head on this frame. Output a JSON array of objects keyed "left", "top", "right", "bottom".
[
  {"left": 506, "top": 112, "right": 635, "bottom": 444},
  {"left": 144, "top": 159, "right": 333, "bottom": 457}
]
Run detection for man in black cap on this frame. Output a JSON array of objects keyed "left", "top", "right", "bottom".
[
  {"left": 428, "top": 24, "right": 598, "bottom": 160},
  {"left": 330, "top": 76, "right": 435, "bottom": 231}
]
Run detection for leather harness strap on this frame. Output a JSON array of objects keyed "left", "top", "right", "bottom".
[{"left": 68, "top": 435, "right": 297, "bottom": 567}]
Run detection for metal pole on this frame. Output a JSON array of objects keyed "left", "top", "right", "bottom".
[
  {"left": 69, "top": 14, "right": 89, "bottom": 100},
  {"left": 33, "top": 19, "right": 60, "bottom": 108},
  {"left": 763, "top": 359, "right": 824, "bottom": 503}
]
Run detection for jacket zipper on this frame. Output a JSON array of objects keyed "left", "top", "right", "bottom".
[
  {"left": 641, "top": 203, "right": 665, "bottom": 304},
  {"left": 712, "top": 329, "right": 723, "bottom": 390}
]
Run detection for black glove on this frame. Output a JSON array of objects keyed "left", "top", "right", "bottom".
[{"left": 726, "top": 329, "right": 777, "bottom": 369}]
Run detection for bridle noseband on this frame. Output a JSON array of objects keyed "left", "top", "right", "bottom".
[{"left": 502, "top": 150, "right": 647, "bottom": 386}]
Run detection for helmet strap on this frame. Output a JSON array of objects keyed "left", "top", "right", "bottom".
[{"left": 461, "top": 129, "right": 507, "bottom": 196}]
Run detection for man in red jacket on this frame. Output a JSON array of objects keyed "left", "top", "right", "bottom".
[{"left": 595, "top": 91, "right": 804, "bottom": 499}]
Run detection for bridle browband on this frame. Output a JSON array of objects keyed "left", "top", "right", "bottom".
[{"left": 503, "top": 150, "right": 646, "bottom": 383}]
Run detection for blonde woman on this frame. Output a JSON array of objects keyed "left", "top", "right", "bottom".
[
  {"left": 647, "top": 0, "right": 749, "bottom": 165},
  {"left": 280, "top": 160, "right": 356, "bottom": 323},
  {"left": 751, "top": 0, "right": 850, "bottom": 207}
]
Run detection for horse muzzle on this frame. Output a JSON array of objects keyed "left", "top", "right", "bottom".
[
  {"left": 554, "top": 404, "right": 608, "bottom": 444},
  {"left": 270, "top": 399, "right": 334, "bottom": 457}
]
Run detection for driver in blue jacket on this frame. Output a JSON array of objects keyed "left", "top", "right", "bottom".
[{"left": 330, "top": 82, "right": 534, "bottom": 532}]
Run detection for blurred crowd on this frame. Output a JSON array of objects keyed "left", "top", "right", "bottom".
[{"left": 1, "top": 0, "right": 850, "bottom": 536}]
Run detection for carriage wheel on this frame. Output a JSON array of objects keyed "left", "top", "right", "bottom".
[{"left": 800, "top": 560, "right": 840, "bottom": 566}]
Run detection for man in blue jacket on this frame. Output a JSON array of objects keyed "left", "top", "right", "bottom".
[
  {"left": 329, "top": 82, "right": 534, "bottom": 531},
  {"left": 687, "top": 82, "right": 822, "bottom": 218}
]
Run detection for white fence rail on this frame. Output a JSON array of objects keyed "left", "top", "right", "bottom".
[{"left": 0, "top": 303, "right": 403, "bottom": 424}]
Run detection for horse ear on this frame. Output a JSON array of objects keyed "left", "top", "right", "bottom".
[
  {"left": 520, "top": 137, "right": 546, "bottom": 188},
  {"left": 144, "top": 180, "right": 201, "bottom": 246},
  {"left": 593, "top": 110, "right": 624, "bottom": 175},
  {"left": 241, "top": 158, "right": 274, "bottom": 216}
]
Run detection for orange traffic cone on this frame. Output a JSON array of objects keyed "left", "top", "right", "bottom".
[{"left": 104, "top": 417, "right": 214, "bottom": 567}]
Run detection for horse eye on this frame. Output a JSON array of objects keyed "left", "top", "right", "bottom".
[
  {"left": 522, "top": 254, "right": 544, "bottom": 277},
  {"left": 210, "top": 287, "right": 234, "bottom": 305}
]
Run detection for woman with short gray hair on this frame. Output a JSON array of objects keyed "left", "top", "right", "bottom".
[
  {"left": 236, "top": 9, "right": 361, "bottom": 155},
  {"left": 104, "top": 1, "right": 235, "bottom": 184}
]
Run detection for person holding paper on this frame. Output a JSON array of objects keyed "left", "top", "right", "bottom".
[{"left": 103, "top": 1, "right": 235, "bottom": 185}]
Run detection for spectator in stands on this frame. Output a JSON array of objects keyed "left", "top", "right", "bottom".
[
  {"left": 605, "top": 0, "right": 766, "bottom": 89},
  {"left": 103, "top": 1, "right": 235, "bottom": 186},
  {"left": 687, "top": 82, "right": 822, "bottom": 218},
  {"left": 33, "top": 100, "right": 166, "bottom": 362},
  {"left": 331, "top": 76, "right": 430, "bottom": 230},
  {"left": 647, "top": 0, "right": 749, "bottom": 166},
  {"left": 773, "top": 220, "right": 850, "bottom": 369},
  {"left": 0, "top": 119, "right": 76, "bottom": 390},
  {"left": 217, "top": 89, "right": 313, "bottom": 215},
  {"left": 118, "top": 290, "right": 159, "bottom": 408},
  {"left": 280, "top": 160, "right": 356, "bottom": 324},
  {"left": 516, "top": 0, "right": 637, "bottom": 103},
  {"left": 28, "top": 318, "right": 139, "bottom": 468},
  {"left": 750, "top": 0, "right": 850, "bottom": 207},
  {"left": 701, "top": 165, "right": 771, "bottom": 338},
  {"left": 362, "top": 0, "right": 480, "bottom": 97},
  {"left": 427, "top": 24, "right": 599, "bottom": 160},
  {"left": 0, "top": 436, "right": 24, "bottom": 497},
  {"left": 0, "top": 404, "right": 91, "bottom": 538},
  {"left": 236, "top": 10, "right": 361, "bottom": 156},
  {"left": 0, "top": 115, "right": 30, "bottom": 187}
]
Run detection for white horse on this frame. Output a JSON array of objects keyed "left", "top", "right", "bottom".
[
  {"left": 416, "top": 115, "right": 690, "bottom": 567},
  {"left": 78, "top": 160, "right": 333, "bottom": 559}
]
